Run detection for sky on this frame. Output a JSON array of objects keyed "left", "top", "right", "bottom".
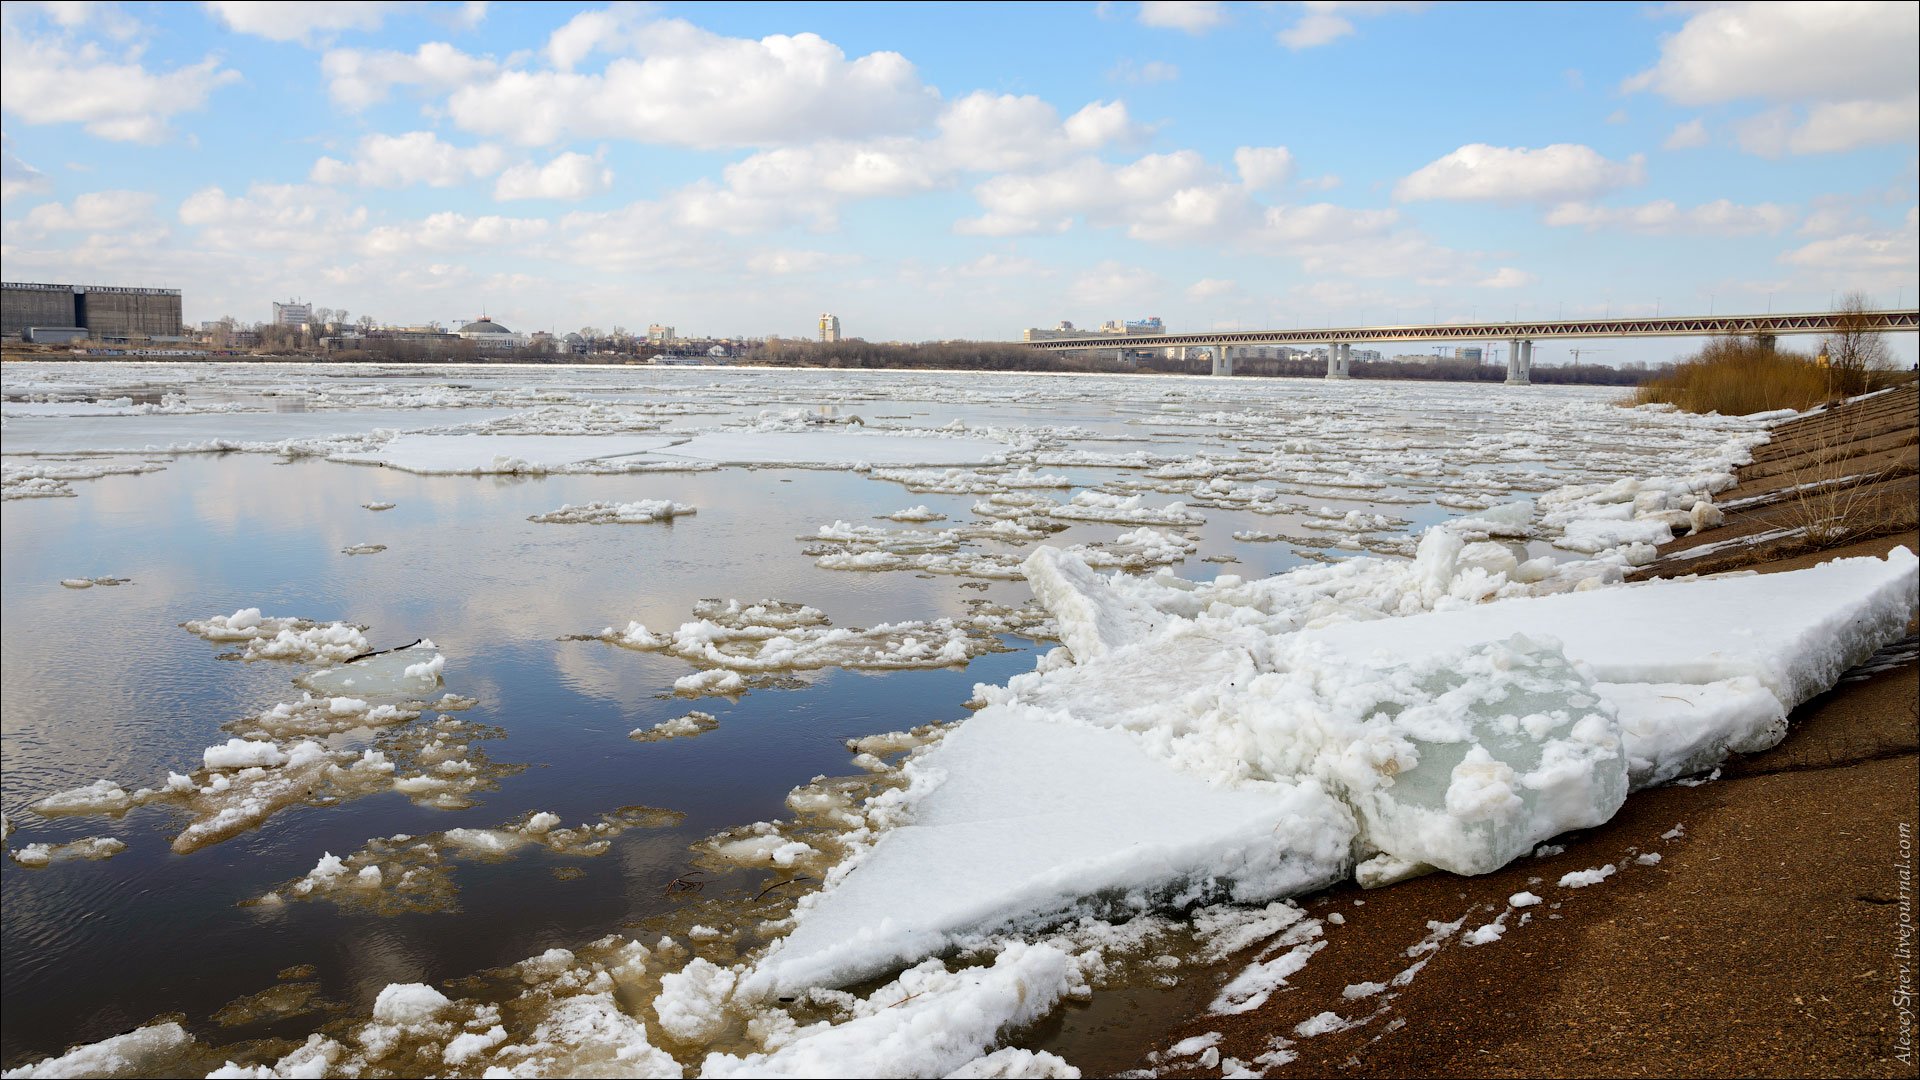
[{"left": 1, "top": 0, "right": 1916, "bottom": 364}]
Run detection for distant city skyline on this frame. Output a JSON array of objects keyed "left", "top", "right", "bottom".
[{"left": 2, "top": 1, "right": 1916, "bottom": 365}]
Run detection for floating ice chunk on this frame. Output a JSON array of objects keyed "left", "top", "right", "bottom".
[
  {"left": 1049, "top": 491, "right": 1203, "bottom": 527},
  {"left": 529, "top": 500, "right": 696, "bottom": 525},
  {"left": 0, "top": 1021, "right": 192, "bottom": 1078},
  {"left": 651, "top": 429, "right": 1010, "bottom": 468},
  {"left": 443, "top": 1026, "right": 507, "bottom": 1066},
  {"left": 2, "top": 459, "right": 167, "bottom": 500},
  {"left": 29, "top": 779, "right": 134, "bottom": 816},
  {"left": 674, "top": 669, "right": 746, "bottom": 696},
  {"left": 372, "top": 982, "right": 451, "bottom": 1025},
  {"left": 885, "top": 505, "right": 946, "bottom": 522},
  {"left": 298, "top": 644, "right": 444, "bottom": 699},
  {"left": 598, "top": 598, "right": 1042, "bottom": 694},
  {"left": 491, "top": 991, "right": 681, "bottom": 1078},
  {"left": 204, "top": 739, "right": 289, "bottom": 770},
  {"left": 341, "top": 543, "right": 387, "bottom": 555},
  {"left": 363, "top": 501, "right": 397, "bottom": 511},
  {"left": 1068, "top": 527, "right": 1197, "bottom": 572},
  {"left": 872, "top": 466, "right": 1070, "bottom": 495},
  {"left": 630, "top": 711, "right": 719, "bottom": 742},
  {"left": 8, "top": 836, "right": 126, "bottom": 868},
  {"left": 711, "top": 944, "right": 1079, "bottom": 1079},
  {"left": 183, "top": 610, "right": 370, "bottom": 664},
  {"left": 332, "top": 434, "right": 684, "bottom": 475}
]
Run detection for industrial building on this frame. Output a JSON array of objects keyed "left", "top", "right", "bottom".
[{"left": 2, "top": 281, "right": 183, "bottom": 339}]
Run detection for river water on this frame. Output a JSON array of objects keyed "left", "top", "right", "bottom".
[{"left": 0, "top": 363, "right": 1742, "bottom": 1073}]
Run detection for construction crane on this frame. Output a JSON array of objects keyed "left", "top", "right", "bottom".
[{"left": 1566, "top": 347, "right": 1612, "bottom": 364}]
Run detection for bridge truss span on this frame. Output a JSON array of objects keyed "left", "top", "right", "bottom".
[{"left": 1019, "top": 309, "right": 1920, "bottom": 353}]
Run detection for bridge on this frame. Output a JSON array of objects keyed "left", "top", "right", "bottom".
[{"left": 1020, "top": 308, "right": 1920, "bottom": 383}]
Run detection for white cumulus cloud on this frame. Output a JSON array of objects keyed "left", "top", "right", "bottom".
[
  {"left": 1137, "top": 1, "right": 1226, "bottom": 34},
  {"left": 494, "top": 152, "right": 614, "bottom": 201},
  {"left": 1395, "top": 143, "right": 1645, "bottom": 203},
  {"left": 1663, "top": 118, "right": 1709, "bottom": 150},
  {"left": 203, "top": 1, "right": 401, "bottom": 43},
  {"left": 1235, "top": 146, "right": 1295, "bottom": 190},
  {"left": 444, "top": 20, "right": 939, "bottom": 149},
  {"left": 310, "top": 132, "right": 506, "bottom": 188},
  {"left": 1546, "top": 198, "right": 1793, "bottom": 236},
  {"left": 321, "top": 42, "right": 500, "bottom": 111},
  {"left": 359, "top": 211, "right": 550, "bottom": 257},
  {"left": 0, "top": 32, "right": 239, "bottom": 142},
  {"left": 20, "top": 189, "right": 155, "bottom": 230},
  {"left": 1624, "top": 1, "right": 1917, "bottom": 106},
  {"left": 1278, "top": 2, "right": 1424, "bottom": 50}
]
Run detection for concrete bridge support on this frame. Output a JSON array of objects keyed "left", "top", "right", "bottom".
[
  {"left": 1211, "top": 345, "right": 1234, "bottom": 376},
  {"left": 1325, "top": 341, "right": 1351, "bottom": 379},
  {"left": 1506, "top": 338, "right": 1533, "bottom": 385}
]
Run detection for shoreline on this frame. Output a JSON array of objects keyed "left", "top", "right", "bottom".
[{"left": 1126, "top": 393, "right": 1920, "bottom": 1078}]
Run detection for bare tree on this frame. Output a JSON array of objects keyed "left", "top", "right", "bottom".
[{"left": 1826, "top": 290, "right": 1892, "bottom": 397}]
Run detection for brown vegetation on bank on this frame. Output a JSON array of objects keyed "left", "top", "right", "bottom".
[
  {"left": 1633, "top": 294, "right": 1909, "bottom": 415},
  {"left": 1631, "top": 337, "right": 1835, "bottom": 414}
]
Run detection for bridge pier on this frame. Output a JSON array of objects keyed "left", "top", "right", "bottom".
[
  {"left": 1755, "top": 333, "right": 1776, "bottom": 353},
  {"left": 1506, "top": 338, "right": 1532, "bottom": 385},
  {"left": 1325, "top": 341, "right": 1350, "bottom": 379},
  {"left": 1211, "top": 345, "right": 1234, "bottom": 376}
]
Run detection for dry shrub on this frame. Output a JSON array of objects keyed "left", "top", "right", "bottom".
[{"left": 1633, "top": 337, "right": 1831, "bottom": 415}]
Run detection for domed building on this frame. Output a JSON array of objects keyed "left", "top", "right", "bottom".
[{"left": 455, "top": 315, "right": 524, "bottom": 351}]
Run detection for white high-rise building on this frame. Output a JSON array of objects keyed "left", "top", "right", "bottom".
[
  {"left": 819, "top": 313, "right": 842, "bottom": 342},
  {"left": 272, "top": 300, "right": 312, "bottom": 328}
]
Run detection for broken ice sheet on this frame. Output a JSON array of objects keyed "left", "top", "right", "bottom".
[
  {"left": 182, "top": 608, "right": 370, "bottom": 664},
  {"left": 7, "top": 836, "right": 127, "bottom": 868},
  {"left": 746, "top": 544, "right": 1915, "bottom": 995},
  {"left": 529, "top": 499, "right": 696, "bottom": 524},
  {"left": 297, "top": 641, "right": 445, "bottom": 699},
  {"left": 25, "top": 699, "right": 514, "bottom": 855},
  {"left": 254, "top": 805, "right": 685, "bottom": 915},
  {"left": 591, "top": 597, "right": 1052, "bottom": 696}
]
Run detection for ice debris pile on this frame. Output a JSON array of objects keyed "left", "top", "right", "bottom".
[{"left": 743, "top": 540, "right": 1917, "bottom": 993}]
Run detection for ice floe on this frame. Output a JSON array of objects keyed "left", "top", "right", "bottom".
[
  {"left": 594, "top": 598, "right": 1051, "bottom": 695},
  {"left": 182, "top": 608, "right": 371, "bottom": 664},
  {"left": 530, "top": 499, "right": 696, "bottom": 524}
]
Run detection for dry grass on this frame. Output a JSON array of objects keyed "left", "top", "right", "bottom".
[{"left": 1633, "top": 338, "right": 1831, "bottom": 415}]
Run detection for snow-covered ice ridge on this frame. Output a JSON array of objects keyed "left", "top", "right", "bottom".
[{"left": 748, "top": 541, "right": 1915, "bottom": 994}]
